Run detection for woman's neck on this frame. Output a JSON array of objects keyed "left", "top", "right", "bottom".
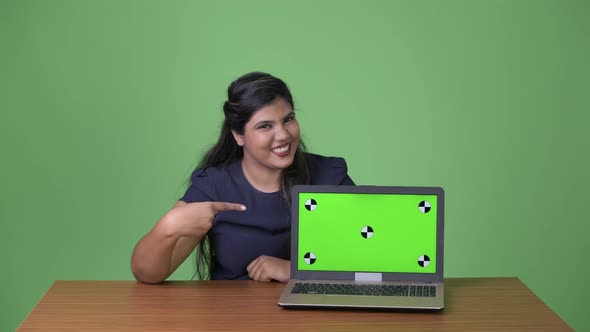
[{"left": 241, "top": 158, "right": 282, "bottom": 193}]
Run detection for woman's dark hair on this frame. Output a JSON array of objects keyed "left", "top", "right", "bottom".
[{"left": 192, "top": 71, "right": 310, "bottom": 280}]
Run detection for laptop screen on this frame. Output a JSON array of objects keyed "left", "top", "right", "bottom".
[{"left": 297, "top": 192, "right": 438, "bottom": 274}]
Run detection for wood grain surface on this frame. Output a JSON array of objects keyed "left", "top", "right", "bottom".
[{"left": 18, "top": 277, "right": 572, "bottom": 331}]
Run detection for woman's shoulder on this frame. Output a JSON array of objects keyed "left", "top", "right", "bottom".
[
  {"left": 182, "top": 161, "right": 241, "bottom": 202},
  {"left": 304, "top": 152, "right": 354, "bottom": 185},
  {"left": 189, "top": 160, "right": 239, "bottom": 180},
  {"left": 304, "top": 152, "right": 348, "bottom": 169}
]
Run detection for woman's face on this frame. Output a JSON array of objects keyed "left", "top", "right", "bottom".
[{"left": 233, "top": 98, "right": 300, "bottom": 173}]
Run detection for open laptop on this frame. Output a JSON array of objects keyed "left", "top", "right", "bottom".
[{"left": 278, "top": 185, "right": 445, "bottom": 310}]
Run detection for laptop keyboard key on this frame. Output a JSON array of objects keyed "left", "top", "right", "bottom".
[{"left": 429, "top": 286, "right": 436, "bottom": 297}]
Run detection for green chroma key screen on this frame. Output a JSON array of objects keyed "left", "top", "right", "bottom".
[{"left": 298, "top": 192, "right": 438, "bottom": 273}]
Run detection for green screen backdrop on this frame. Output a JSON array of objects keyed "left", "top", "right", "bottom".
[{"left": 1, "top": 0, "right": 588, "bottom": 331}]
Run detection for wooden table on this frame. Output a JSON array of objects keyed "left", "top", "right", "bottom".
[{"left": 18, "top": 277, "right": 571, "bottom": 331}]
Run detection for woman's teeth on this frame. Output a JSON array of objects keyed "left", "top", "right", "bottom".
[{"left": 273, "top": 145, "right": 289, "bottom": 153}]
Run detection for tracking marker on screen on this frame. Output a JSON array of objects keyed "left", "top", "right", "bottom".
[
  {"left": 418, "top": 255, "right": 430, "bottom": 267},
  {"left": 418, "top": 201, "right": 431, "bottom": 213},
  {"left": 361, "top": 226, "right": 374, "bottom": 239},
  {"left": 305, "top": 199, "right": 317, "bottom": 211}
]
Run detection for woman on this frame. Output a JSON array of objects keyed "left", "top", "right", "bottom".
[{"left": 131, "top": 72, "right": 354, "bottom": 284}]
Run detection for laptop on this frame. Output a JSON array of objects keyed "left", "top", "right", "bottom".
[{"left": 278, "top": 185, "right": 445, "bottom": 310}]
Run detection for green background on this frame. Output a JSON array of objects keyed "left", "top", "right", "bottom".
[
  {"left": 1, "top": 0, "right": 588, "bottom": 330},
  {"left": 298, "top": 193, "right": 437, "bottom": 273}
]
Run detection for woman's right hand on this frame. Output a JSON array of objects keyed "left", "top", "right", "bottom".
[
  {"left": 131, "top": 201, "right": 246, "bottom": 284},
  {"left": 164, "top": 201, "right": 247, "bottom": 238}
]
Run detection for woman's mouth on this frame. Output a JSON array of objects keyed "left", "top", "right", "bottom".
[{"left": 272, "top": 144, "right": 290, "bottom": 157}]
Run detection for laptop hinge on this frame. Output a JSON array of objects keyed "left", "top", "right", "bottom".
[{"left": 355, "top": 273, "right": 382, "bottom": 282}]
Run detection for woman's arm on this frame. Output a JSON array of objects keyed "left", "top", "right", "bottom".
[
  {"left": 131, "top": 200, "right": 246, "bottom": 284},
  {"left": 131, "top": 201, "right": 198, "bottom": 284}
]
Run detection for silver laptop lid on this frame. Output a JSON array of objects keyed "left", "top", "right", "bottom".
[{"left": 290, "top": 185, "right": 445, "bottom": 283}]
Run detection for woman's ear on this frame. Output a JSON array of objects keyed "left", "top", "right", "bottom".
[{"left": 231, "top": 130, "right": 244, "bottom": 146}]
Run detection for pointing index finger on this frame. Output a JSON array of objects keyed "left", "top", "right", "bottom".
[{"left": 210, "top": 202, "right": 247, "bottom": 213}]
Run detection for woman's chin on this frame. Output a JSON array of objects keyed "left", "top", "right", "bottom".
[{"left": 270, "top": 154, "right": 295, "bottom": 169}]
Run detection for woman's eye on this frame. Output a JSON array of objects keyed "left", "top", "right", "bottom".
[
  {"left": 258, "top": 124, "right": 271, "bottom": 129},
  {"left": 284, "top": 116, "right": 295, "bottom": 123}
]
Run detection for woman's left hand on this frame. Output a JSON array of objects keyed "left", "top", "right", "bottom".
[{"left": 247, "top": 256, "right": 290, "bottom": 282}]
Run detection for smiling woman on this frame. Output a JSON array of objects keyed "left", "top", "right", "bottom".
[{"left": 130, "top": 72, "right": 355, "bottom": 283}]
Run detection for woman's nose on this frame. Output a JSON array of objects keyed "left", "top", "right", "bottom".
[{"left": 275, "top": 125, "right": 289, "bottom": 140}]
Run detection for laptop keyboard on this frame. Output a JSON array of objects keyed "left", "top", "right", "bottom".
[{"left": 291, "top": 283, "right": 436, "bottom": 297}]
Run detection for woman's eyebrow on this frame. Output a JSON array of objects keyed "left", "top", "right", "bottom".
[
  {"left": 254, "top": 119, "right": 274, "bottom": 127},
  {"left": 253, "top": 112, "right": 295, "bottom": 127},
  {"left": 282, "top": 111, "right": 295, "bottom": 120}
]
